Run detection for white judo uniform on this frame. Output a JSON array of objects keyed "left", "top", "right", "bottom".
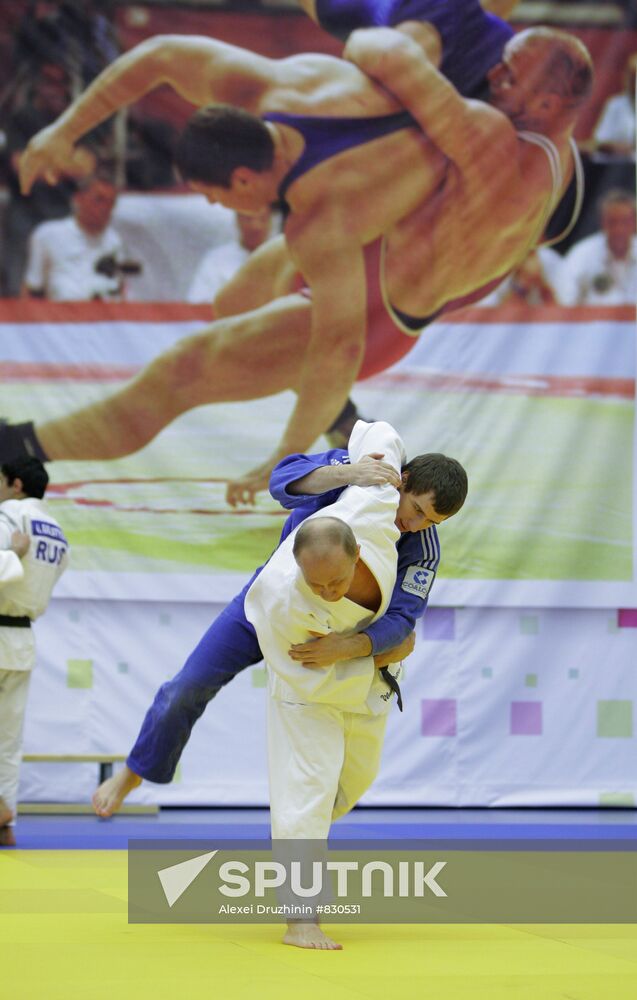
[
  {"left": 0, "top": 497, "right": 69, "bottom": 822},
  {"left": 245, "top": 420, "right": 405, "bottom": 840}
]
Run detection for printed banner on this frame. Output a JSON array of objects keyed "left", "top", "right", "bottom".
[
  {"left": 1, "top": 303, "right": 634, "bottom": 606},
  {"left": 19, "top": 601, "right": 637, "bottom": 809}
]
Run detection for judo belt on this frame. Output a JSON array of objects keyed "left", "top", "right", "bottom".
[
  {"left": 0, "top": 615, "right": 31, "bottom": 628},
  {"left": 380, "top": 667, "right": 403, "bottom": 712}
]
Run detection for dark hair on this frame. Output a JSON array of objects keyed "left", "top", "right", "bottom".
[
  {"left": 73, "top": 164, "right": 117, "bottom": 194},
  {"left": 401, "top": 454, "right": 468, "bottom": 516},
  {"left": 175, "top": 105, "right": 275, "bottom": 187},
  {"left": 599, "top": 188, "right": 636, "bottom": 215},
  {"left": 1, "top": 457, "right": 49, "bottom": 499},
  {"left": 293, "top": 517, "right": 358, "bottom": 561}
]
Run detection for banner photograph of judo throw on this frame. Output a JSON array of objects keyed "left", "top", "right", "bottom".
[
  {"left": 128, "top": 839, "right": 637, "bottom": 924},
  {"left": 1, "top": 303, "right": 634, "bottom": 607}
]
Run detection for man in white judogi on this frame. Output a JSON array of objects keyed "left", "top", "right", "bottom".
[
  {"left": 0, "top": 457, "right": 69, "bottom": 845},
  {"left": 244, "top": 420, "right": 407, "bottom": 949}
]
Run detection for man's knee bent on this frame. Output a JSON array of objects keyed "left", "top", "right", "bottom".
[
  {"left": 141, "top": 324, "right": 236, "bottom": 404},
  {"left": 332, "top": 772, "right": 379, "bottom": 822}
]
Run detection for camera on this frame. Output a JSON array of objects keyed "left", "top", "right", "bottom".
[{"left": 94, "top": 254, "right": 143, "bottom": 278}]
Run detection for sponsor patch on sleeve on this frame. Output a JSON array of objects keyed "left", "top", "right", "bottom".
[{"left": 401, "top": 564, "right": 435, "bottom": 599}]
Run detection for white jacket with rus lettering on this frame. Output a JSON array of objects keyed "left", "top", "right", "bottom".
[{"left": 0, "top": 497, "right": 69, "bottom": 670}]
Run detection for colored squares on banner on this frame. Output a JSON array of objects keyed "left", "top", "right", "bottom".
[
  {"left": 251, "top": 667, "right": 267, "bottom": 688},
  {"left": 525, "top": 673, "right": 538, "bottom": 688},
  {"left": 67, "top": 659, "right": 93, "bottom": 689},
  {"left": 599, "top": 792, "right": 635, "bottom": 807},
  {"left": 519, "top": 614, "right": 539, "bottom": 635},
  {"left": 421, "top": 608, "right": 455, "bottom": 641},
  {"left": 510, "top": 701, "right": 542, "bottom": 735},
  {"left": 421, "top": 699, "right": 457, "bottom": 737},
  {"left": 597, "top": 700, "right": 633, "bottom": 738},
  {"left": 617, "top": 609, "right": 637, "bottom": 628}
]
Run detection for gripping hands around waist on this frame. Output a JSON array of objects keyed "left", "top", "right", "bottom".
[
  {"left": 373, "top": 629, "right": 415, "bottom": 668},
  {"left": 288, "top": 628, "right": 415, "bottom": 669}
]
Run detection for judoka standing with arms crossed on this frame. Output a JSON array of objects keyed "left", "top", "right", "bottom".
[{"left": 245, "top": 420, "right": 461, "bottom": 949}]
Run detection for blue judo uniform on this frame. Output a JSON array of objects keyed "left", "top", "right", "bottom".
[{"left": 127, "top": 449, "right": 440, "bottom": 783}]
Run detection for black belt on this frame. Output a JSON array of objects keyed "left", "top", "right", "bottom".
[
  {"left": 380, "top": 666, "right": 403, "bottom": 712},
  {"left": 0, "top": 614, "right": 31, "bottom": 628}
]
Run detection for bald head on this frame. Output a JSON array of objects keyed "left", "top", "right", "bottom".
[
  {"left": 514, "top": 27, "right": 594, "bottom": 109},
  {"left": 293, "top": 517, "right": 357, "bottom": 560},
  {"left": 293, "top": 518, "right": 360, "bottom": 603}
]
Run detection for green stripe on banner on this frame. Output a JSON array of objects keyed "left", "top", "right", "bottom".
[
  {"left": 599, "top": 792, "right": 636, "bottom": 807},
  {"left": 65, "top": 528, "right": 281, "bottom": 572}
]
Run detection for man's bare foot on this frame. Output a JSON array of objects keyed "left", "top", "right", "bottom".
[
  {"left": 0, "top": 796, "right": 13, "bottom": 827},
  {"left": 92, "top": 767, "right": 142, "bottom": 817},
  {"left": 283, "top": 923, "right": 342, "bottom": 950},
  {"left": 0, "top": 825, "right": 16, "bottom": 847}
]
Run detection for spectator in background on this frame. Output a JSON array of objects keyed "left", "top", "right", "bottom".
[
  {"left": 478, "top": 247, "right": 563, "bottom": 307},
  {"left": 557, "top": 189, "right": 636, "bottom": 306},
  {"left": 22, "top": 172, "right": 125, "bottom": 301},
  {"left": 12, "top": 0, "right": 119, "bottom": 94},
  {"left": 187, "top": 208, "right": 278, "bottom": 305},
  {"left": 593, "top": 53, "right": 636, "bottom": 157},
  {"left": 2, "top": 62, "right": 96, "bottom": 296}
]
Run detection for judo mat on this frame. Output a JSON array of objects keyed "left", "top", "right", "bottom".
[{"left": 2, "top": 807, "right": 636, "bottom": 1000}]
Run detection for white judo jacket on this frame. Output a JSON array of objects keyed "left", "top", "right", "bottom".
[
  {"left": 0, "top": 496, "right": 69, "bottom": 670},
  {"left": 245, "top": 420, "right": 405, "bottom": 715}
]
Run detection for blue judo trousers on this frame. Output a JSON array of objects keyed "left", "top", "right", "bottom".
[{"left": 127, "top": 579, "right": 261, "bottom": 782}]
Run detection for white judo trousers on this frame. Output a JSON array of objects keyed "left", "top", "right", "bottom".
[
  {"left": 0, "top": 668, "right": 31, "bottom": 818},
  {"left": 246, "top": 420, "right": 405, "bottom": 843},
  {"left": 267, "top": 697, "right": 388, "bottom": 839}
]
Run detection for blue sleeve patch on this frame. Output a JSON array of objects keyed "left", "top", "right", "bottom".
[
  {"left": 401, "top": 565, "right": 435, "bottom": 599},
  {"left": 32, "top": 520, "right": 67, "bottom": 545}
]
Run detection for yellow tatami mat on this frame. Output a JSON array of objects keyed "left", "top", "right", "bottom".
[{"left": 1, "top": 851, "right": 636, "bottom": 1000}]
